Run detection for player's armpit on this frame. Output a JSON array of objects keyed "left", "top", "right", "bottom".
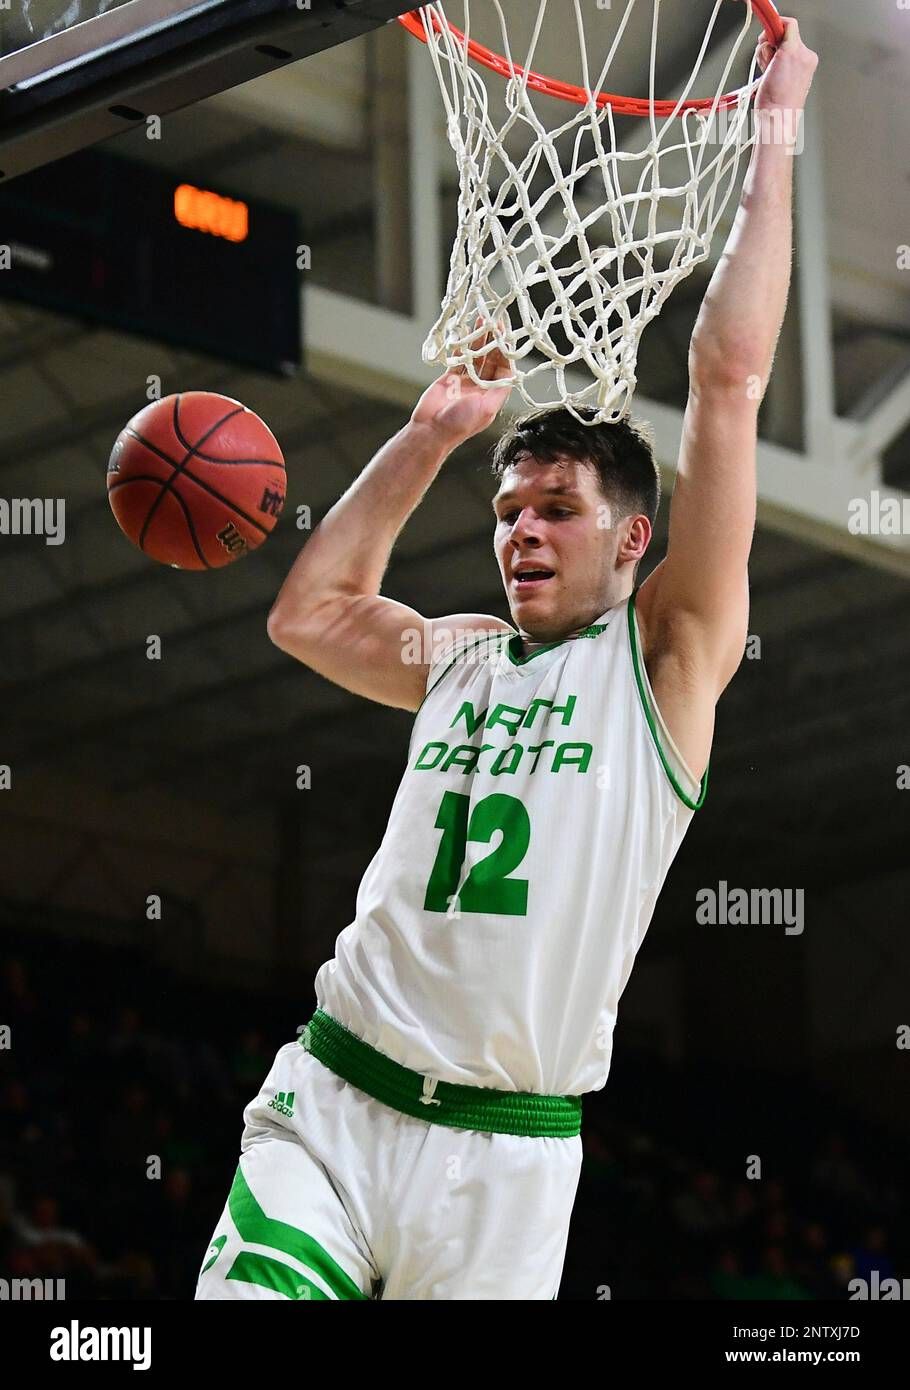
[
  {"left": 637, "top": 561, "right": 750, "bottom": 702},
  {"left": 634, "top": 568, "right": 749, "bottom": 779},
  {"left": 268, "top": 593, "right": 512, "bottom": 713}
]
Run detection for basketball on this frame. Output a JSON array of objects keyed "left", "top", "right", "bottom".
[{"left": 107, "top": 392, "right": 287, "bottom": 570}]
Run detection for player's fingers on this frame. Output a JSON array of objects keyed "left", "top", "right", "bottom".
[
  {"left": 468, "top": 315, "right": 491, "bottom": 350},
  {"left": 467, "top": 323, "right": 495, "bottom": 374},
  {"left": 488, "top": 348, "right": 515, "bottom": 383},
  {"left": 779, "top": 17, "right": 800, "bottom": 46},
  {"left": 471, "top": 318, "right": 508, "bottom": 380},
  {"left": 756, "top": 40, "right": 775, "bottom": 72},
  {"left": 770, "top": 17, "right": 801, "bottom": 55},
  {"left": 487, "top": 318, "right": 511, "bottom": 371},
  {"left": 482, "top": 342, "right": 514, "bottom": 383}
]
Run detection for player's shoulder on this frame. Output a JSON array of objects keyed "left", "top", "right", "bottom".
[
  {"left": 428, "top": 614, "right": 515, "bottom": 667},
  {"left": 427, "top": 612, "right": 512, "bottom": 651},
  {"left": 421, "top": 614, "right": 515, "bottom": 698}
]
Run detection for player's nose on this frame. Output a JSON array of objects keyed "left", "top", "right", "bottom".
[{"left": 508, "top": 509, "right": 545, "bottom": 540}]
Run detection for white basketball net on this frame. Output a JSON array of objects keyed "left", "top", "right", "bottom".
[{"left": 416, "top": 0, "right": 766, "bottom": 422}]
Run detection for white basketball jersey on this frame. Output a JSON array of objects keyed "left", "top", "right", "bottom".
[{"left": 314, "top": 590, "right": 707, "bottom": 1096}]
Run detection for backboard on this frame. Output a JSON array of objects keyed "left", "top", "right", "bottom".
[{"left": 0, "top": 0, "right": 414, "bottom": 181}]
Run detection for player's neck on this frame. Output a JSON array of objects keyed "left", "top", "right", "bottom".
[
  {"left": 517, "top": 592, "right": 625, "bottom": 655},
  {"left": 518, "top": 618, "right": 599, "bottom": 656}
]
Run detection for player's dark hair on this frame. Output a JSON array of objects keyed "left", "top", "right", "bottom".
[{"left": 491, "top": 405, "right": 660, "bottom": 528}]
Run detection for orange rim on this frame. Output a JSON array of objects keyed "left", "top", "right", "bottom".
[{"left": 399, "top": 2, "right": 786, "bottom": 117}]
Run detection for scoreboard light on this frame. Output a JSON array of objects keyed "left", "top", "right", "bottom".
[{"left": 174, "top": 183, "right": 249, "bottom": 244}]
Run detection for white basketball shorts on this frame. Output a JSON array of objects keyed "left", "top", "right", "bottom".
[{"left": 195, "top": 1038, "right": 583, "bottom": 1301}]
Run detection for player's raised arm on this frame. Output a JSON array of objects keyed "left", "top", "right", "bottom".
[
  {"left": 267, "top": 333, "right": 515, "bottom": 712},
  {"left": 638, "top": 17, "right": 819, "bottom": 693}
]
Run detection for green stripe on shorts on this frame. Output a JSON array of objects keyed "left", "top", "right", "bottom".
[{"left": 228, "top": 1165, "right": 369, "bottom": 1301}]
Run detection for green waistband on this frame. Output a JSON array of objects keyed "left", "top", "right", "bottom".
[{"left": 299, "top": 1010, "right": 581, "bottom": 1139}]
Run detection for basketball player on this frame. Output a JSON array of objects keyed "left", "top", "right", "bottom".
[{"left": 197, "top": 18, "right": 817, "bottom": 1301}]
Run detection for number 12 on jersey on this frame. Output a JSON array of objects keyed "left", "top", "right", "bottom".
[{"left": 423, "top": 791, "right": 530, "bottom": 917}]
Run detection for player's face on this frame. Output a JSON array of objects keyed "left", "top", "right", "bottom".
[{"left": 492, "top": 455, "right": 625, "bottom": 640}]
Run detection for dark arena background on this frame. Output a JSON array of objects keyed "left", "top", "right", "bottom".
[{"left": 1, "top": 0, "right": 910, "bottom": 1339}]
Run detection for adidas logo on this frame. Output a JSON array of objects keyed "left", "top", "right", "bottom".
[{"left": 267, "top": 1090, "right": 295, "bottom": 1118}]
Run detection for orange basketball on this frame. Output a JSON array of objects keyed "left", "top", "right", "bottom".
[{"left": 107, "top": 392, "right": 286, "bottom": 570}]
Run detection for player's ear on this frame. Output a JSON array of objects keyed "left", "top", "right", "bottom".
[{"left": 620, "top": 514, "right": 652, "bottom": 565}]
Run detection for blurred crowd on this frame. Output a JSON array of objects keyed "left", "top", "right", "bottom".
[
  {"left": 2, "top": 936, "right": 907, "bottom": 1300},
  {"left": 563, "top": 1121, "right": 904, "bottom": 1300},
  {"left": 1, "top": 937, "right": 276, "bottom": 1298}
]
